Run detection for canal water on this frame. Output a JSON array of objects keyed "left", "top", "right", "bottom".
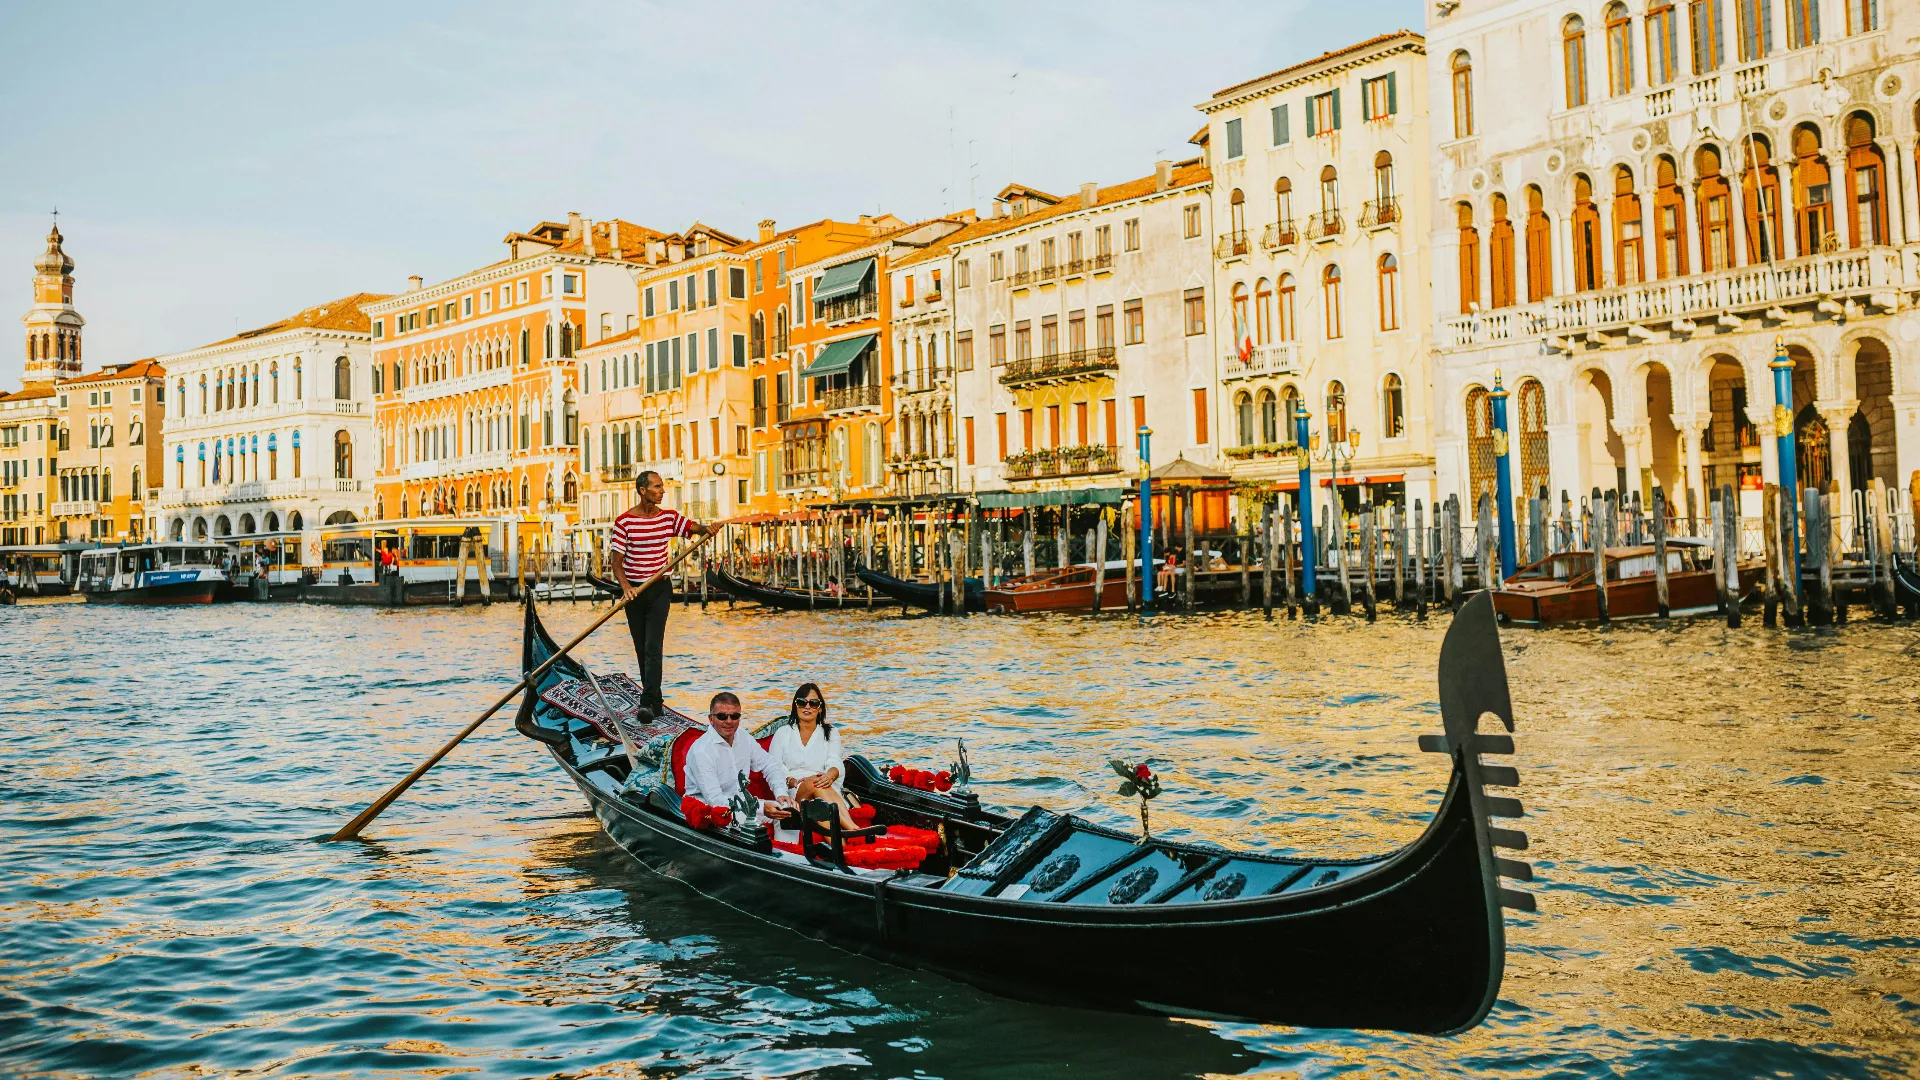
[{"left": 2, "top": 597, "right": 1916, "bottom": 1078}]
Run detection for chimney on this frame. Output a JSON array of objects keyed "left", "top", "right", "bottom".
[
  {"left": 581, "top": 216, "right": 595, "bottom": 251},
  {"left": 992, "top": 200, "right": 1005, "bottom": 219},
  {"left": 1154, "top": 160, "right": 1173, "bottom": 192},
  {"left": 608, "top": 222, "right": 623, "bottom": 261},
  {"left": 1080, "top": 182, "right": 1098, "bottom": 209},
  {"left": 759, "top": 218, "right": 777, "bottom": 242},
  {"left": 567, "top": 211, "right": 584, "bottom": 241},
  {"left": 407, "top": 275, "right": 423, "bottom": 292}
]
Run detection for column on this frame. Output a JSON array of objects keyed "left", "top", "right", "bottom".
[
  {"left": 1546, "top": 420, "right": 1585, "bottom": 504},
  {"left": 1824, "top": 153, "right": 1849, "bottom": 252},
  {"left": 1778, "top": 162, "right": 1801, "bottom": 261},
  {"left": 1729, "top": 166, "right": 1754, "bottom": 267},
  {"left": 1748, "top": 398, "right": 1779, "bottom": 486},
  {"left": 1889, "top": 393, "right": 1920, "bottom": 494},
  {"left": 1614, "top": 420, "right": 1646, "bottom": 498},
  {"left": 1819, "top": 399, "right": 1859, "bottom": 496},
  {"left": 1878, "top": 138, "right": 1913, "bottom": 245},
  {"left": 1556, "top": 208, "right": 1578, "bottom": 298},
  {"left": 1676, "top": 416, "right": 1707, "bottom": 514}
]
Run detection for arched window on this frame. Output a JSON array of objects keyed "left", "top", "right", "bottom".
[
  {"left": 1280, "top": 384, "right": 1303, "bottom": 441},
  {"left": 1236, "top": 391, "right": 1255, "bottom": 447},
  {"left": 1377, "top": 253, "right": 1400, "bottom": 331},
  {"left": 750, "top": 312, "right": 766, "bottom": 358},
  {"left": 1575, "top": 177, "right": 1602, "bottom": 290},
  {"left": 293, "top": 358, "right": 302, "bottom": 399},
  {"left": 333, "top": 430, "right": 351, "bottom": 480},
  {"left": 334, "top": 356, "right": 351, "bottom": 400},
  {"left": 1844, "top": 113, "right": 1887, "bottom": 248},
  {"left": 1613, "top": 166, "right": 1644, "bottom": 285},
  {"left": 1451, "top": 51, "right": 1474, "bottom": 137},
  {"left": 1321, "top": 265, "right": 1343, "bottom": 340},
  {"left": 1274, "top": 176, "right": 1294, "bottom": 238},
  {"left": 1654, "top": 156, "right": 1688, "bottom": 278},
  {"left": 1371, "top": 151, "right": 1395, "bottom": 222},
  {"left": 1254, "top": 278, "right": 1274, "bottom": 344},
  {"left": 1276, "top": 273, "right": 1297, "bottom": 342},
  {"left": 1259, "top": 388, "right": 1280, "bottom": 444},
  {"left": 1742, "top": 135, "right": 1783, "bottom": 263},
  {"left": 1525, "top": 186, "right": 1553, "bottom": 301},
  {"left": 1517, "top": 378, "right": 1551, "bottom": 498},
  {"left": 1564, "top": 15, "right": 1590, "bottom": 107},
  {"left": 1606, "top": 3, "right": 1634, "bottom": 95},
  {"left": 1696, "top": 146, "right": 1733, "bottom": 270},
  {"left": 1792, "top": 123, "right": 1834, "bottom": 253},
  {"left": 775, "top": 306, "right": 789, "bottom": 351},
  {"left": 372, "top": 363, "right": 384, "bottom": 395},
  {"left": 1465, "top": 386, "right": 1497, "bottom": 503},
  {"left": 1457, "top": 202, "right": 1481, "bottom": 313},
  {"left": 1319, "top": 165, "right": 1339, "bottom": 221},
  {"left": 1490, "top": 194, "right": 1516, "bottom": 308},
  {"left": 1382, "top": 374, "right": 1406, "bottom": 439},
  {"left": 1845, "top": 0, "right": 1876, "bottom": 32},
  {"left": 1325, "top": 381, "right": 1348, "bottom": 444},
  {"left": 1228, "top": 188, "right": 1248, "bottom": 253},
  {"left": 1647, "top": 0, "right": 1678, "bottom": 85},
  {"left": 1230, "top": 282, "right": 1250, "bottom": 349},
  {"left": 563, "top": 471, "right": 579, "bottom": 503}
]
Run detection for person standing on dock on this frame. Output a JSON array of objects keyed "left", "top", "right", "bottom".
[{"left": 610, "top": 470, "right": 714, "bottom": 715}]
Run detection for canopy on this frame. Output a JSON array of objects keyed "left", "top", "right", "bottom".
[
  {"left": 1148, "top": 454, "right": 1230, "bottom": 486},
  {"left": 801, "top": 334, "right": 876, "bottom": 378},
  {"left": 812, "top": 258, "right": 875, "bottom": 303},
  {"left": 977, "top": 487, "right": 1127, "bottom": 509}
]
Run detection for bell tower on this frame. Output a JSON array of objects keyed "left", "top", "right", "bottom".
[{"left": 22, "top": 219, "right": 84, "bottom": 387}]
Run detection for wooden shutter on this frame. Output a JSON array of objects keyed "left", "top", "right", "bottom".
[
  {"left": 1387, "top": 71, "right": 1397, "bottom": 114},
  {"left": 1331, "top": 88, "right": 1342, "bottom": 130},
  {"left": 1305, "top": 96, "right": 1316, "bottom": 137}
]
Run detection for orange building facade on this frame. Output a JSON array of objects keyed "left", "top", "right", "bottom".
[{"left": 364, "top": 215, "right": 657, "bottom": 547}]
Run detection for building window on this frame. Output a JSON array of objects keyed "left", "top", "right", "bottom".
[
  {"left": 1573, "top": 174, "right": 1603, "bottom": 290},
  {"left": 1654, "top": 157, "right": 1688, "bottom": 278},
  {"left": 1095, "top": 225, "right": 1111, "bottom": 258},
  {"left": 1525, "top": 185, "right": 1554, "bottom": 300},
  {"left": 1325, "top": 381, "right": 1347, "bottom": 444},
  {"left": 1123, "top": 299, "right": 1144, "bottom": 345},
  {"left": 1844, "top": 112, "right": 1887, "bottom": 247},
  {"left": 956, "top": 259, "right": 971, "bottom": 288},
  {"left": 990, "top": 324, "right": 1006, "bottom": 366},
  {"left": 1845, "top": 0, "right": 1876, "bottom": 33},
  {"left": 1382, "top": 374, "right": 1405, "bottom": 438},
  {"left": 1564, "top": 16, "right": 1590, "bottom": 107},
  {"left": 1183, "top": 288, "right": 1205, "bottom": 335},
  {"left": 1614, "top": 165, "right": 1645, "bottom": 285},
  {"left": 1786, "top": 0, "right": 1818, "bottom": 47},
  {"left": 1362, "top": 73, "right": 1396, "bottom": 120},
  {"left": 1450, "top": 52, "right": 1474, "bottom": 137},
  {"left": 1307, "top": 90, "right": 1340, "bottom": 136},
  {"left": 1014, "top": 320, "right": 1032, "bottom": 362},
  {"left": 334, "top": 430, "right": 353, "bottom": 479},
  {"left": 1457, "top": 202, "right": 1481, "bottom": 313},
  {"left": 1183, "top": 204, "right": 1202, "bottom": 238},
  {"left": 1742, "top": 136, "right": 1784, "bottom": 262},
  {"left": 1123, "top": 218, "right": 1141, "bottom": 251},
  {"left": 1696, "top": 146, "right": 1734, "bottom": 270},
  {"left": 644, "top": 287, "right": 655, "bottom": 317},
  {"left": 1606, "top": 3, "right": 1634, "bottom": 96},
  {"left": 1271, "top": 103, "right": 1289, "bottom": 145},
  {"left": 1490, "top": 194, "right": 1516, "bottom": 307},
  {"left": 956, "top": 330, "right": 974, "bottom": 371},
  {"left": 1276, "top": 273, "right": 1297, "bottom": 341},
  {"left": 1691, "top": 0, "right": 1724, "bottom": 72},
  {"left": 1377, "top": 253, "right": 1400, "bottom": 331},
  {"left": 1096, "top": 304, "right": 1114, "bottom": 350},
  {"left": 1647, "top": 0, "right": 1679, "bottom": 85},
  {"left": 1224, "top": 116, "right": 1244, "bottom": 159},
  {"left": 1322, "top": 265, "right": 1343, "bottom": 339},
  {"left": 1192, "top": 388, "right": 1209, "bottom": 446}
]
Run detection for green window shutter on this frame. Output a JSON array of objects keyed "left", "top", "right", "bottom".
[
  {"left": 1305, "top": 96, "right": 1316, "bottom": 137},
  {"left": 1272, "top": 103, "right": 1289, "bottom": 145},
  {"left": 1387, "top": 72, "right": 1398, "bottom": 115},
  {"left": 1331, "top": 88, "right": 1342, "bottom": 130}
]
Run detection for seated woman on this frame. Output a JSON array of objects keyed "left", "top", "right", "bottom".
[
  {"left": 1156, "top": 546, "right": 1183, "bottom": 595},
  {"left": 767, "top": 682, "right": 861, "bottom": 830}
]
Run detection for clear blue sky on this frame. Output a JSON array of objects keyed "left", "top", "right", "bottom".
[{"left": 1, "top": 0, "right": 1422, "bottom": 385}]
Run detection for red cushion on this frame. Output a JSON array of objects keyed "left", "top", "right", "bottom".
[
  {"left": 668, "top": 728, "right": 703, "bottom": 794},
  {"left": 747, "top": 772, "right": 774, "bottom": 800},
  {"left": 849, "top": 804, "right": 877, "bottom": 826}
]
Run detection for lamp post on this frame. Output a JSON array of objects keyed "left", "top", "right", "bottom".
[
  {"left": 1292, "top": 403, "right": 1316, "bottom": 602},
  {"left": 1137, "top": 425, "right": 1153, "bottom": 611},
  {"left": 1490, "top": 370, "right": 1517, "bottom": 580},
  {"left": 1770, "top": 338, "right": 1800, "bottom": 598}
]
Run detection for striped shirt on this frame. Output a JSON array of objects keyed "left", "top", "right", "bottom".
[{"left": 609, "top": 507, "right": 694, "bottom": 582}]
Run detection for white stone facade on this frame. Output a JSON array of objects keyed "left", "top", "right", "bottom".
[
  {"left": 1426, "top": 0, "right": 1920, "bottom": 530},
  {"left": 1200, "top": 30, "right": 1438, "bottom": 506}
]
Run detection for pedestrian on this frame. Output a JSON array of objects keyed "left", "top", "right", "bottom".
[{"left": 610, "top": 470, "right": 714, "bottom": 716}]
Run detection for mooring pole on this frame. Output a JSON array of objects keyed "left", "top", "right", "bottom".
[
  {"left": 1490, "top": 370, "right": 1518, "bottom": 580},
  {"left": 1770, "top": 338, "right": 1801, "bottom": 606},
  {"left": 1293, "top": 403, "right": 1316, "bottom": 611},
  {"left": 1137, "top": 425, "right": 1154, "bottom": 613}
]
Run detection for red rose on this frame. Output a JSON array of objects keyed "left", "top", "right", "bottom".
[{"left": 1135, "top": 763, "right": 1153, "bottom": 781}]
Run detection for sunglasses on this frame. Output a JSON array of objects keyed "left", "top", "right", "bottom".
[
  {"left": 710, "top": 711, "right": 741, "bottom": 720},
  {"left": 796, "top": 698, "right": 824, "bottom": 708}
]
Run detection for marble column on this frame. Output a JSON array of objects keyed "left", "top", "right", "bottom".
[
  {"left": 1877, "top": 138, "right": 1910, "bottom": 246},
  {"left": 1676, "top": 416, "right": 1707, "bottom": 517},
  {"left": 1778, "top": 163, "right": 1801, "bottom": 261},
  {"left": 1546, "top": 420, "right": 1585, "bottom": 505},
  {"left": 1615, "top": 421, "right": 1648, "bottom": 500},
  {"left": 1820, "top": 399, "right": 1860, "bottom": 495}
]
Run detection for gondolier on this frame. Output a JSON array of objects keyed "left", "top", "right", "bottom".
[{"left": 609, "top": 470, "right": 714, "bottom": 714}]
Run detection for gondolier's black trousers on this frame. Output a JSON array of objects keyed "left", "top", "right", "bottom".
[{"left": 624, "top": 583, "right": 673, "bottom": 712}]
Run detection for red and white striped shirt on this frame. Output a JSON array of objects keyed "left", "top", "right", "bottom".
[{"left": 609, "top": 507, "right": 694, "bottom": 582}]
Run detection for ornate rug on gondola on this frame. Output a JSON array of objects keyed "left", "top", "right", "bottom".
[{"left": 539, "top": 674, "right": 692, "bottom": 747}]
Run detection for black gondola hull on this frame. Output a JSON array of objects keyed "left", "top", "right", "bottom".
[
  {"left": 709, "top": 567, "right": 899, "bottom": 611},
  {"left": 854, "top": 567, "right": 985, "bottom": 613}
]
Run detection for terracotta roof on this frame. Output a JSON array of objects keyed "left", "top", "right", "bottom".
[
  {"left": 581, "top": 326, "right": 645, "bottom": 350},
  {"left": 59, "top": 359, "right": 166, "bottom": 386},
  {"left": 890, "top": 210, "right": 1036, "bottom": 269},
  {"left": 204, "top": 292, "right": 393, "bottom": 347},
  {"left": 1210, "top": 30, "right": 1423, "bottom": 101},
  {"left": 911, "top": 161, "right": 1212, "bottom": 263},
  {"left": 0, "top": 386, "right": 57, "bottom": 403}
]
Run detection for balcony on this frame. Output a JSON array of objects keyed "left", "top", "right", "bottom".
[
  {"left": 1215, "top": 230, "right": 1251, "bottom": 260},
  {"left": 1305, "top": 211, "right": 1343, "bottom": 241},
  {"left": 772, "top": 331, "right": 789, "bottom": 353},
  {"left": 1263, "top": 221, "right": 1298, "bottom": 250},
  {"left": 823, "top": 383, "right": 882, "bottom": 413},
  {"left": 1064, "top": 258, "right": 1088, "bottom": 277},
  {"left": 817, "top": 292, "right": 879, "bottom": 325},
  {"left": 1441, "top": 246, "right": 1906, "bottom": 349},
  {"left": 1092, "top": 252, "right": 1114, "bottom": 271},
  {"left": 1359, "top": 198, "right": 1399, "bottom": 229},
  {"left": 750, "top": 337, "right": 767, "bottom": 360},
  {"left": 334, "top": 401, "right": 363, "bottom": 414},
  {"left": 1645, "top": 87, "right": 1675, "bottom": 118},
  {"left": 1734, "top": 62, "right": 1767, "bottom": 96},
  {"left": 600, "top": 464, "right": 634, "bottom": 483},
  {"left": 1011, "top": 269, "right": 1033, "bottom": 287},
  {"left": 1002, "top": 445, "right": 1121, "bottom": 481},
  {"left": 1687, "top": 73, "right": 1722, "bottom": 106},
  {"left": 1038, "top": 263, "right": 1058, "bottom": 282},
  {"left": 1219, "top": 343, "right": 1302, "bottom": 382},
  {"left": 998, "top": 347, "right": 1120, "bottom": 388}
]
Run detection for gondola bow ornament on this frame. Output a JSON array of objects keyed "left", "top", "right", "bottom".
[{"left": 1110, "top": 759, "right": 1162, "bottom": 837}]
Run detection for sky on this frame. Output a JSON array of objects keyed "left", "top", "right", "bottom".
[{"left": 0, "top": 0, "right": 1423, "bottom": 386}]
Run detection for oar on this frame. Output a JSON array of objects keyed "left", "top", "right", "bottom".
[{"left": 328, "top": 528, "right": 723, "bottom": 842}]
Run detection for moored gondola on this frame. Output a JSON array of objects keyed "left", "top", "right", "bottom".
[
  {"left": 514, "top": 591, "right": 1533, "bottom": 1034},
  {"left": 853, "top": 566, "right": 985, "bottom": 613},
  {"left": 708, "top": 566, "right": 899, "bottom": 611}
]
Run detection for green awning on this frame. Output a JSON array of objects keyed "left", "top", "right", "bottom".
[
  {"left": 976, "top": 487, "right": 1127, "bottom": 509},
  {"left": 801, "top": 334, "right": 876, "bottom": 378},
  {"left": 812, "top": 258, "right": 874, "bottom": 303}
]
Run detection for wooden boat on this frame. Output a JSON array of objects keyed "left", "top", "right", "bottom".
[
  {"left": 1896, "top": 558, "right": 1920, "bottom": 610},
  {"left": 709, "top": 566, "right": 898, "bottom": 611},
  {"left": 513, "top": 591, "right": 1534, "bottom": 1034},
  {"left": 982, "top": 563, "right": 1134, "bottom": 613},
  {"left": 854, "top": 567, "right": 985, "bottom": 613},
  {"left": 1491, "top": 539, "right": 1762, "bottom": 625},
  {"left": 75, "top": 543, "right": 231, "bottom": 605}
]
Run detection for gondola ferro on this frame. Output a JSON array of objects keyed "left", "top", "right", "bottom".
[{"left": 513, "top": 592, "right": 1533, "bottom": 1034}]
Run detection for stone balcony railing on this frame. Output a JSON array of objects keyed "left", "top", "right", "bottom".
[
  {"left": 998, "top": 347, "right": 1120, "bottom": 388},
  {"left": 160, "top": 477, "right": 352, "bottom": 507},
  {"left": 1219, "top": 343, "right": 1303, "bottom": 381},
  {"left": 1441, "top": 245, "right": 1908, "bottom": 350},
  {"left": 1002, "top": 445, "right": 1121, "bottom": 481},
  {"left": 823, "top": 383, "right": 882, "bottom": 413}
]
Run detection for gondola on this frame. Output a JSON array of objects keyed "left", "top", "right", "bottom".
[
  {"left": 708, "top": 566, "right": 899, "bottom": 611},
  {"left": 1895, "top": 557, "right": 1920, "bottom": 613},
  {"left": 854, "top": 566, "right": 985, "bottom": 613},
  {"left": 513, "top": 591, "right": 1533, "bottom": 1034}
]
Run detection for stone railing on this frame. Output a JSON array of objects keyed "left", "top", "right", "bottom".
[
  {"left": 1219, "top": 343, "right": 1302, "bottom": 381},
  {"left": 1002, "top": 445, "right": 1121, "bottom": 480},
  {"left": 998, "top": 347, "right": 1120, "bottom": 387}
]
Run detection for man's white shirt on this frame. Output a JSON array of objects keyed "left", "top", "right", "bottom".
[{"left": 684, "top": 724, "right": 788, "bottom": 809}]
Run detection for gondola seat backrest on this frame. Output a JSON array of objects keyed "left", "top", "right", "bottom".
[{"left": 667, "top": 726, "right": 775, "bottom": 800}]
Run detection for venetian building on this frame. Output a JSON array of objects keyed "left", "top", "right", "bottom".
[
  {"left": 155, "top": 294, "right": 387, "bottom": 547},
  {"left": 885, "top": 210, "right": 998, "bottom": 503},
  {"left": 22, "top": 223, "right": 84, "bottom": 388},
  {"left": 51, "top": 360, "right": 167, "bottom": 542},
  {"left": 1199, "top": 31, "right": 1436, "bottom": 511},
  {"left": 1428, "top": 0, "right": 1920, "bottom": 525}
]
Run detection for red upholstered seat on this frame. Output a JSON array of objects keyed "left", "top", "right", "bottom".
[{"left": 670, "top": 726, "right": 774, "bottom": 799}]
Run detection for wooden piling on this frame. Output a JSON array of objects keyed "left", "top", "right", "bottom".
[
  {"left": 1123, "top": 501, "right": 1137, "bottom": 613},
  {"left": 1720, "top": 485, "right": 1740, "bottom": 628},
  {"left": 1239, "top": 513, "right": 1252, "bottom": 609},
  {"left": 1777, "top": 487, "right": 1803, "bottom": 627},
  {"left": 1393, "top": 502, "right": 1407, "bottom": 609},
  {"left": 1182, "top": 491, "right": 1196, "bottom": 610},
  {"left": 1651, "top": 487, "right": 1670, "bottom": 618},
  {"left": 1474, "top": 493, "right": 1493, "bottom": 596},
  {"left": 1761, "top": 485, "right": 1780, "bottom": 628},
  {"left": 1361, "top": 507, "right": 1378, "bottom": 622},
  {"left": 1413, "top": 499, "right": 1429, "bottom": 619},
  {"left": 1803, "top": 486, "right": 1829, "bottom": 624},
  {"left": 1281, "top": 502, "right": 1297, "bottom": 618},
  {"left": 1870, "top": 478, "right": 1895, "bottom": 618},
  {"left": 1022, "top": 515, "right": 1035, "bottom": 578},
  {"left": 1261, "top": 503, "right": 1275, "bottom": 619},
  {"left": 1527, "top": 493, "right": 1545, "bottom": 564},
  {"left": 1594, "top": 493, "right": 1613, "bottom": 625},
  {"left": 1093, "top": 514, "right": 1107, "bottom": 613}
]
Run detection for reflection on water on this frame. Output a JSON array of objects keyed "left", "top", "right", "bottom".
[{"left": 1, "top": 599, "right": 1916, "bottom": 1078}]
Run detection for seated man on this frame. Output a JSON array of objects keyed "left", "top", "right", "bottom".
[{"left": 683, "top": 692, "right": 793, "bottom": 822}]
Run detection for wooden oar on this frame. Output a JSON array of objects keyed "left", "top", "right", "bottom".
[{"left": 328, "top": 528, "right": 722, "bottom": 842}]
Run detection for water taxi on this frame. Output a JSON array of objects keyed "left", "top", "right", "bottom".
[
  {"left": 0, "top": 543, "right": 88, "bottom": 597},
  {"left": 75, "top": 543, "right": 232, "bottom": 604}
]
